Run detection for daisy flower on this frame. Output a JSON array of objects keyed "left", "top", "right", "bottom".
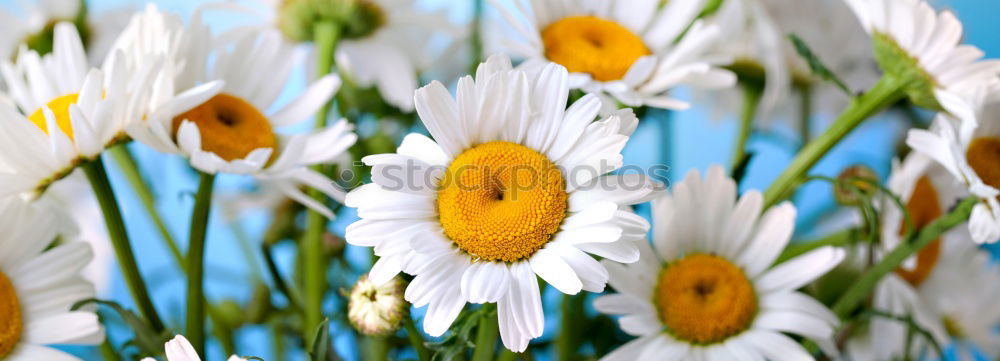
[
  {"left": 345, "top": 54, "right": 660, "bottom": 351},
  {"left": 490, "top": 0, "right": 735, "bottom": 112},
  {"left": 0, "top": 196, "right": 104, "bottom": 361},
  {"left": 0, "top": 0, "right": 133, "bottom": 65},
  {"left": 142, "top": 335, "right": 244, "bottom": 361},
  {"left": 595, "top": 166, "right": 845, "bottom": 361},
  {"left": 844, "top": 0, "right": 1000, "bottom": 108},
  {"left": 270, "top": 0, "right": 460, "bottom": 111},
  {"left": 907, "top": 80, "right": 1000, "bottom": 243},
  {"left": 117, "top": 6, "right": 358, "bottom": 219},
  {"left": 348, "top": 274, "right": 409, "bottom": 336},
  {"left": 0, "top": 22, "right": 161, "bottom": 199}
]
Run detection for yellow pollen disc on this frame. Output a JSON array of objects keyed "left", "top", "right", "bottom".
[
  {"left": 28, "top": 93, "right": 80, "bottom": 140},
  {"left": 655, "top": 254, "right": 757, "bottom": 344},
  {"left": 541, "top": 16, "right": 651, "bottom": 82},
  {"left": 967, "top": 137, "right": 1000, "bottom": 193},
  {"left": 0, "top": 271, "right": 22, "bottom": 358},
  {"left": 172, "top": 94, "right": 277, "bottom": 162},
  {"left": 437, "top": 141, "right": 568, "bottom": 262},
  {"left": 895, "top": 176, "right": 942, "bottom": 287}
]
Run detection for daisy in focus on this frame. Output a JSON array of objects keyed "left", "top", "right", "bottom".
[
  {"left": 595, "top": 166, "right": 844, "bottom": 360},
  {"left": 118, "top": 6, "right": 358, "bottom": 218},
  {"left": 272, "top": 0, "right": 460, "bottom": 112},
  {"left": 0, "top": 22, "right": 160, "bottom": 199},
  {"left": 0, "top": 196, "right": 104, "bottom": 361},
  {"left": 346, "top": 54, "right": 660, "bottom": 351},
  {"left": 490, "top": 0, "right": 735, "bottom": 112},
  {"left": 907, "top": 80, "right": 1000, "bottom": 243},
  {"left": 142, "top": 335, "right": 244, "bottom": 361},
  {"left": 844, "top": 0, "right": 1000, "bottom": 108}
]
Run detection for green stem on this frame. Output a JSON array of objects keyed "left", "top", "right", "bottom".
[
  {"left": 555, "top": 294, "right": 584, "bottom": 361},
  {"left": 99, "top": 337, "right": 122, "bottom": 361},
  {"left": 732, "top": 85, "right": 761, "bottom": 172},
  {"left": 303, "top": 20, "right": 341, "bottom": 344},
  {"left": 763, "top": 75, "right": 907, "bottom": 208},
  {"left": 230, "top": 221, "right": 263, "bottom": 281},
  {"left": 471, "top": 304, "right": 499, "bottom": 361},
  {"left": 186, "top": 172, "right": 216, "bottom": 355},
  {"left": 775, "top": 229, "right": 856, "bottom": 264},
  {"left": 404, "top": 316, "right": 431, "bottom": 361},
  {"left": 831, "top": 197, "right": 977, "bottom": 319},
  {"left": 497, "top": 350, "right": 518, "bottom": 361},
  {"left": 272, "top": 320, "right": 288, "bottom": 361},
  {"left": 108, "top": 145, "right": 185, "bottom": 267},
  {"left": 798, "top": 84, "right": 813, "bottom": 148},
  {"left": 82, "top": 157, "right": 165, "bottom": 332},
  {"left": 470, "top": 0, "right": 484, "bottom": 74}
]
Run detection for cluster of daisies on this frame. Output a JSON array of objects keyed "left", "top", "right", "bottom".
[{"left": 0, "top": 0, "right": 999, "bottom": 360}]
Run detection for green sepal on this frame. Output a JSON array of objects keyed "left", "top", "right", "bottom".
[{"left": 872, "top": 32, "right": 942, "bottom": 111}]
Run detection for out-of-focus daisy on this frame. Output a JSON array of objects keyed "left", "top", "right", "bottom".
[
  {"left": 0, "top": 0, "right": 132, "bottom": 65},
  {"left": 117, "top": 6, "right": 357, "bottom": 219},
  {"left": 0, "top": 22, "right": 160, "bottom": 199},
  {"left": 844, "top": 0, "right": 1000, "bottom": 108},
  {"left": 843, "top": 153, "right": 962, "bottom": 360},
  {"left": 141, "top": 335, "right": 245, "bottom": 361},
  {"left": 345, "top": 55, "right": 659, "bottom": 351},
  {"left": 490, "top": 0, "right": 735, "bottom": 112},
  {"left": 0, "top": 196, "right": 104, "bottom": 361},
  {"left": 907, "top": 81, "right": 1000, "bottom": 243},
  {"left": 270, "top": 0, "right": 460, "bottom": 111},
  {"left": 595, "top": 166, "right": 845, "bottom": 360}
]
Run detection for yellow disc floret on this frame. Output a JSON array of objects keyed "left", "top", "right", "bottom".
[
  {"left": 656, "top": 254, "right": 757, "bottom": 344},
  {"left": 437, "top": 141, "right": 568, "bottom": 262},
  {"left": 541, "top": 16, "right": 651, "bottom": 82},
  {"left": 895, "top": 176, "right": 943, "bottom": 287},
  {"left": 28, "top": 93, "right": 80, "bottom": 140},
  {"left": 172, "top": 93, "right": 277, "bottom": 162},
  {"left": 0, "top": 271, "right": 22, "bottom": 357}
]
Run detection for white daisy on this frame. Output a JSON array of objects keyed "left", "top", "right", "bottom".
[
  {"left": 907, "top": 80, "right": 1000, "bottom": 243},
  {"left": 141, "top": 335, "right": 244, "bottom": 361},
  {"left": 0, "top": 22, "right": 161, "bottom": 199},
  {"left": 595, "top": 166, "right": 845, "bottom": 361},
  {"left": 490, "top": 0, "right": 735, "bottom": 112},
  {"left": 0, "top": 0, "right": 133, "bottom": 66},
  {"left": 0, "top": 196, "right": 104, "bottom": 361},
  {"left": 345, "top": 54, "right": 660, "bottom": 351},
  {"left": 116, "top": 6, "right": 358, "bottom": 219},
  {"left": 844, "top": 0, "right": 1000, "bottom": 108}
]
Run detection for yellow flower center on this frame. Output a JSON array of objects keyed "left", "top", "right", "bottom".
[
  {"left": 437, "top": 141, "right": 568, "bottom": 262},
  {"left": 171, "top": 94, "right": 277, "bottom": 162},
  {"left": 895, "top": 176, "right": 942, "bottom": 287},
  {"left": 28, "top": 93, "right": 80, "bottom": 140},
  {"left": 541, "top": 16, "right": 651, "bottom": 82},
  {"left": 655, "top": 254, "right": 757, "bottom": 344},
  {"left": 0, "top": 271, "right": 23, "bottom": 358},
  {"left": 967, "top": 137, "right": 1000, "bottom": 193}
]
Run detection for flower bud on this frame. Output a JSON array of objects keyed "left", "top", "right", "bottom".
[
  {"left": 347, "top": 274, "right": 408, "bottom": 336},
  {"left": 275, "top": 0, "right": 385, "bottom": 43},
  {"left": 833, "top": 165, "right": 878, "bottom": 206}
]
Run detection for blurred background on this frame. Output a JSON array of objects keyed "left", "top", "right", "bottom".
[{"left": 1, "top": 0, "right": 998, "bottom": 360}]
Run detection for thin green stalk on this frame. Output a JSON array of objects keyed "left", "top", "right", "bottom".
[
  {"left": 99, "top": 338, "right": 122, "bottom": 361},
  {"left": 831, "top": 197, "right": 977, "bottom": 318},
  {"left": 556, "top": 294, "right": 584, "bottom": 361},
  {"left": 798, "top": 84, "right": 814, "bottom": 147},
  {"left": 365, "top": 336, "right": 390, "bottom": 361},
  {"left": 303, "top": 20, "right": 341, "bottom": 344},
  {"left": 272, "top": 320, "right": 288, "bottom": 361},
  {"left": 498, "top": 350, "right": 518, "bottom": 361},
  {"left": 471, "top": 304, "right": 499, "bottom": 361},
  {"left": 404, "top": 316, "right": 431, "bottom": 361},
  {"left": 230, "top": 221, "right": 263, "bottom": 281},
  {"left": 775, "top": 229, "right": 856, "bottom": 264},
  {"left": 108, "top": 145, "right": 185, "bottom": 266},
  {"left": 732, "top": 85, "right": 761, "bottom": 172},
  {"left": 470, "top": 0, "right": 484, "bottom": 74},
  {"left": 763, "top": 75, "right": 908, "bottom": 208},
  {"left": 82, "top": 157, "right": 165, "bottom": 332},
  {"left": 186, "top": 172, "right": 216, "bottom": 355},
  {"left": 263, "top": 243, "right": 304, "bottom": 313}
]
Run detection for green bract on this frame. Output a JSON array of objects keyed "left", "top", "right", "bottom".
[
  {"left": 276, "top": 0, "right": 384, "bottom": 43},
  {"left": 873, "top": 32, "right": 942, "bottom": 110}
]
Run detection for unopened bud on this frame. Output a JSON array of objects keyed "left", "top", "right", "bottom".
[
  {"left": 834, "top": 165, "right": 878, "bottom": 206},
  {"left": 275, "top": 0, "right": 385, "bottom": 43},
  {"left": 348, "top": 274, "right": 408, "bottom": 336}
]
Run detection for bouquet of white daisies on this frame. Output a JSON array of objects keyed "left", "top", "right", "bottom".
[{"left": 0, "top": 0, "right": 999, "bottom": 360}]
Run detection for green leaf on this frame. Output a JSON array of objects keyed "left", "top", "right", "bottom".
[
  {"left": 788, "top": 34, "right": 852, "bottom": 96},
  {"left": 308, "top": 318, "right": 337, "bottom": 361},
  {"left": 72, "top": 299, "right": 167, "bottom": 357}
]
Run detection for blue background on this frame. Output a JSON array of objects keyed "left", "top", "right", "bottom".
[{"left": 1, "top": 0, "right": 997, "bottom": 359}]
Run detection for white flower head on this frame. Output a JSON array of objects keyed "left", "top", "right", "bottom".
[
  {"left": 595, "top": 166, "right": 845, "bottom": 361},
  {"left": 348, "top": 274, "right": 409, "bottom": 336},
  {"left": 0, "top": 196, "right": 104, "bottom": 361},
  {"left": 346, "top": 54, "right": 661, "bottom": 351},
  {"left": 490, "top": 0, "right": 735, "bottom": 113},
  {"left": 0, "top": 0, "right": 83, "bottom": 61},
  {"left": 0, "top": 21, "right": 162, "bottom": 199},
  {"left": 141, "top": 335, "right": 245, "bottom": 361},
  {"left": 845, "top": 0, "right": 1000, "bottom": 108},
  {"left": 907, "top": 80, "right": 1000, "bottom": 243},
  {"left": 116, "top": 5, "right": 359, "bottom": 219}
]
